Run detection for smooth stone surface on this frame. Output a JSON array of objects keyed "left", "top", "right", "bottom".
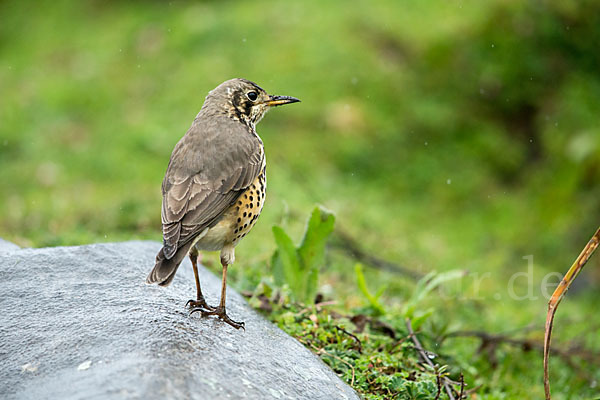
[{"left": 0, "top": 240, "right": 358, "bottom": 400}]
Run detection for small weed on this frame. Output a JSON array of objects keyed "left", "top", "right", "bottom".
[
  {"left": 402, "top": 270, "right": 465, "bottom": 330},
  {"left": 355, "top": 263, "right": 387, "bottom": 316}
]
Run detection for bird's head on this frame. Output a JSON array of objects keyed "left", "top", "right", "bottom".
[{"left": 203, "top": 78, "right": 300, "bottom": 126}]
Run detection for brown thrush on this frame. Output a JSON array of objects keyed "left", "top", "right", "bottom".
[{"left": 146, "top": 78, "right": 299, "bottom": 329}]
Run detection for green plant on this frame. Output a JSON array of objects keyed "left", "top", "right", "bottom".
[
  {"left": 402, "top": 270, "right": 465, "bottom": 330},
  {"left": 271, "top": 206, "right": 335, "bottom": 304},
  {"left": 354, "top": 263, "right": 387, "bottom": 316}
]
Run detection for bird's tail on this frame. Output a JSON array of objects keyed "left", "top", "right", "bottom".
[{"left": 146, "top": 242, "right": 193, "bottom": 286}]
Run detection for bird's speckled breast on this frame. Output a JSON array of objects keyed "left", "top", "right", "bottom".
[
  {"left": 228, "top": 169, "right": 266, "bottom": 245},
  {"left": 192, "top": 169, "right": 266, "bottom": 251}
]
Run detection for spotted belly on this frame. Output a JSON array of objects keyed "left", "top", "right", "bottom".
[{"left": 193, "top": 170, "right": 266, "bottom": 251}]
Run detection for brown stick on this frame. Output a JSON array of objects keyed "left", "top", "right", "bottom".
[
  {"left": 334, "top": 325, "right": 363, "bottom": 353},
  {"left": 446, "top": 329, "right": 600, "bottom": 365},
  {"left": 544, "top": 227, "right": 600, "bottom": 400},
  {"left": 331, "top": 229, "right": 424, "bottom": 280},
  {"left": 434, "top": 374, "right": 442, "bottom": 400},
  {"left": 457, "top": 373, "right": 465, "bottom": 399}
]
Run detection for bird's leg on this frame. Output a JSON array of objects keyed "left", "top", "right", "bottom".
[
  {"left": 185, "top": 247, "right": 215, "bottom": 311},
  {"left": 190, "top": 260, "right": 245, "bottom": 330}
]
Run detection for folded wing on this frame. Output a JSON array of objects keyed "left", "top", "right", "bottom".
[{"left": 160, "top": 116, "right": 264, "bottom": 259}]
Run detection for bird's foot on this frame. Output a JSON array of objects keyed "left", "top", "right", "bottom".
[
  {"left": 185, "top": 297, "right": 216, "bottom": 311},
  {"left": 190, "top": 306, "right": 245, "bottom": 330}
]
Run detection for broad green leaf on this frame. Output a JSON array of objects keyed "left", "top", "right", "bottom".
[
  {"left": 270, "top": 207, "right": 335, "bottom": 304},
  {"left": 305, "top": 260, "right": 320, "bottom": 304},
  {"left": 271, "top": 249, "right": 285, "bottom": 287},
  {"left": 272, "top": 226, "right": 303, "bottom": 298},
  {"left": 298, "top": 207, "right": 335, "bottom": 272},
  {"left": 298, "top": 207, "right": 335, "bottom": 303}
]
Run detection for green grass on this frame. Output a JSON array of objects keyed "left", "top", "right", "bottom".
[{"left": 1, "top": 0, "right": 599, "bottom": 398}]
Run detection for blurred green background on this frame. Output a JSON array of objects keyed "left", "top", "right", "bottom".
[{"left": 1, "top": 0, "right": 599, "bottom": 398}]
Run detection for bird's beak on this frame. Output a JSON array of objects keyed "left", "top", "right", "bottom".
[{"left": 264, "top": 95, "right": 301, "bottom": 107}]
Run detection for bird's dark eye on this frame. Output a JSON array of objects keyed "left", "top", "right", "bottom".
[{"left": 247, "top": 91, "right": 258, "bottom": 101}]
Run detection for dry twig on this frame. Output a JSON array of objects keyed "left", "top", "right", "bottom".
[
  {"left": 331, "top": 229, "right": 424, "bottom": 280},
  {"left": 446, "top": 329, "right": 599, "bottom": 382},
  {"left": 457, "top": 373, "right": 465, "bottom": 399},
  {"left": 334, "top": 325, "right": 363, "bottom": 353},
  {"left": 434, "top": 374, "right": 442, "bottom": 400},
  {"left": 406, "top": 318, "right": 457, "bottom": 400},
  {"left": 544, "top": 227, "right": 600, "bottom": 400}
]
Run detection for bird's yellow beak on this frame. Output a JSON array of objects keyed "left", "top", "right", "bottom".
[{"left": 264, "top": 95, "right": 301, "bottom": 107}]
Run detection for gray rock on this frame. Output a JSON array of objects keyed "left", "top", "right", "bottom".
[
  {"left": 0, "top": 238, "right": 20, "bottom": 252},
  {"left": 0, "top": 241, "right": 358, "bottom": 400}
]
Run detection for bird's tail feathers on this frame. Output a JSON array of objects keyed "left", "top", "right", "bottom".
[{"left": 146, "top": 242, "right": 193, "bottom": 286}]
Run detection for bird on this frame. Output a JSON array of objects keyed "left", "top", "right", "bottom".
[{"left": 146, "top": 78, "right": 300, "bottom": 329}]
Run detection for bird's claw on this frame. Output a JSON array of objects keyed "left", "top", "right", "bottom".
[
  {"left": 190, "top": 306, "right": 245, "bottom": 330},
  {"left": 186, "top": 298, "right": 216, "bottom": 311}
]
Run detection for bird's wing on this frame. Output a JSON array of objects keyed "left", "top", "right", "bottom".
[{"left": 160, "top": 116, "right": 264, "bottom": 259}]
